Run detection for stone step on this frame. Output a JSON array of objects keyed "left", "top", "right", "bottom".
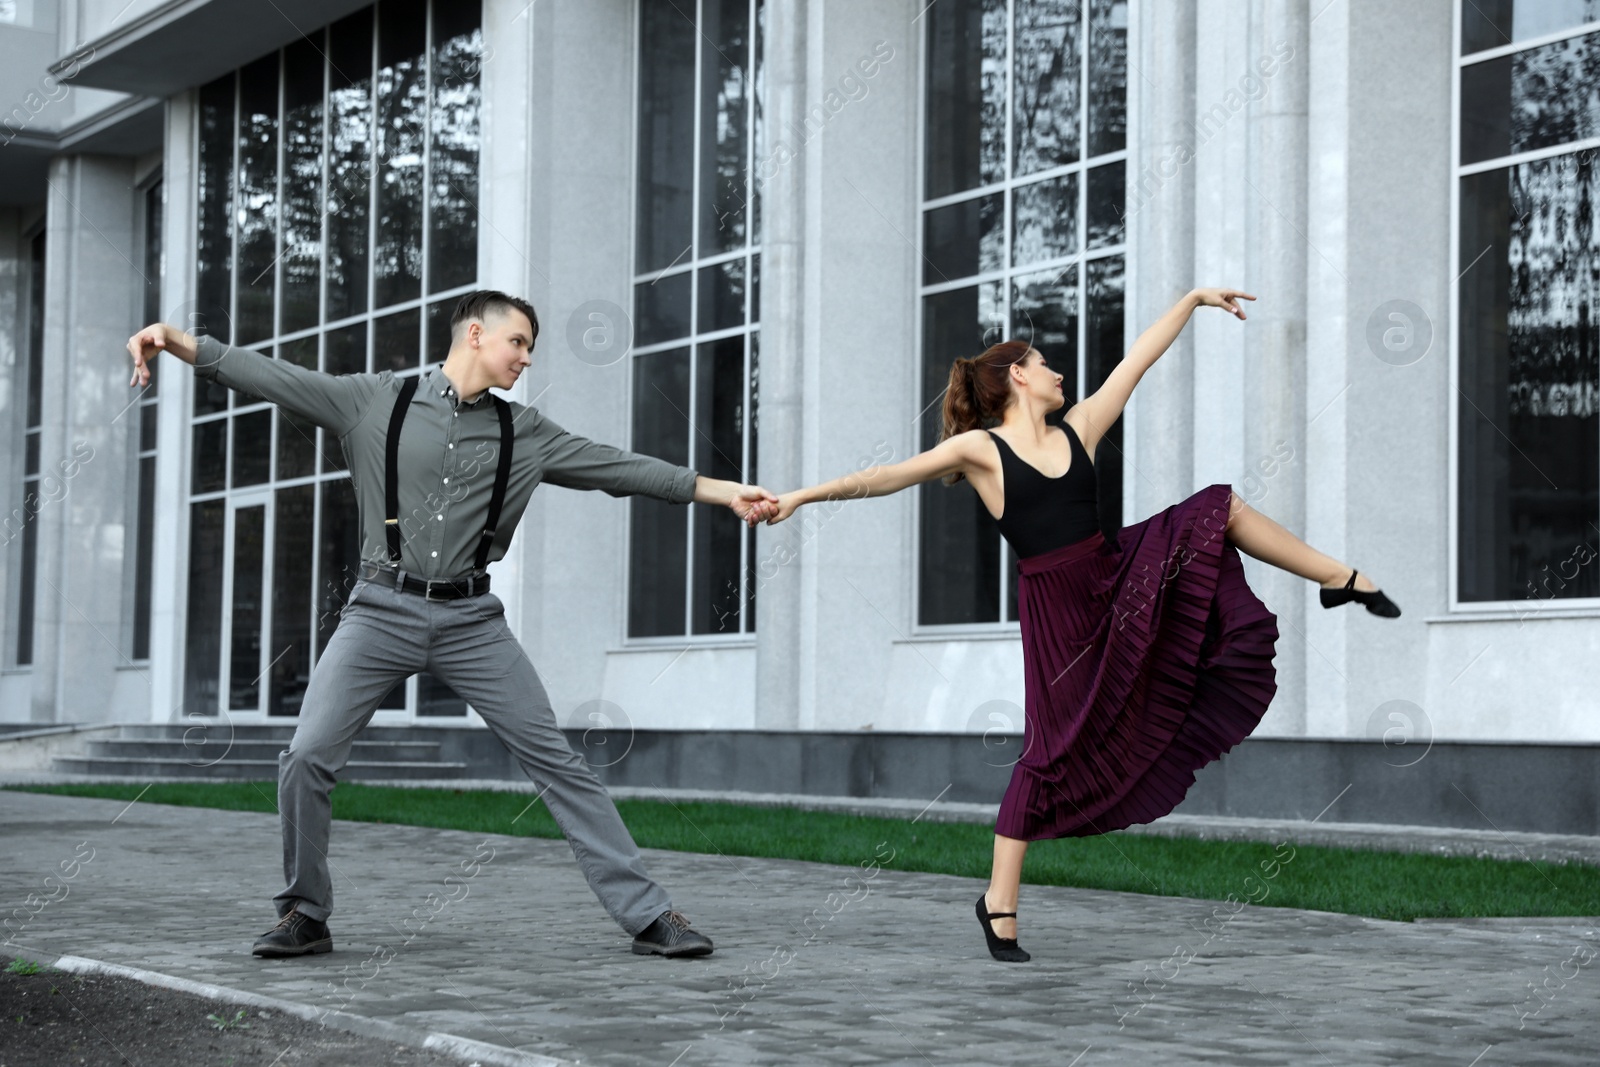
[
  {"left": 49, "top": 756, "right": 470, "bottom": 780},
  {"left": 82, "top": 739, "right": 444, "bottom": 762}
]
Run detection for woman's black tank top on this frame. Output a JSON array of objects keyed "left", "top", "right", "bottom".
[{"left": 987, "top": 422, "right": 1100, "bottom": 558}]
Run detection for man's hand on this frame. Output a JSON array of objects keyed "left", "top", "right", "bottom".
[
  {"left": 126, "top": 323, "right": 199, "bottom": 387},
  {"left": 729, "top": 484, "right": 780, "bottom": 527}
]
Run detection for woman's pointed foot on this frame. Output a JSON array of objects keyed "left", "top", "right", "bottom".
[
  {"left": 1319, "top": 569, "right": 1401, "bottom": 618},
  {"left": 976, "top": 892, "right": 1032, "bottom": 963}
]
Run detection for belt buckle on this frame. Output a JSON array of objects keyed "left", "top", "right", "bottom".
[{"left": 424, "top": 578, "right": 452, "bottom": 602}]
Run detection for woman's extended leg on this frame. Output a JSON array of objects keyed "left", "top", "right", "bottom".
[
  {"left": 1222, "top": 491, "right": 1379, "bottom": 591},
  {"left": 985, "top": 834, "right": 1029, "bottom": 939}
]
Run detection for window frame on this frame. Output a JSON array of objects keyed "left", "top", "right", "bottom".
[
  {"left": 912, "top": 0, "right": 1129, "bottom": 636},
  {"left": 624, "top": 0, "right": 763, "bottom": 647},
  {"left": 1449, "top": 6, "right": 1600, "bottom": 614}
]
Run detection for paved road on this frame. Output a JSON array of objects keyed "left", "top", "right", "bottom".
[{"left": 2, "top": 790, "right": 1596, "bottom": 1065}]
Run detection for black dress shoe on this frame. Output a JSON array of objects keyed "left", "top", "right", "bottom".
[
  {"left": 976, "top": 893, "right": 1031, "bottom": 963},
  {"left": 631, "top": 910, "right": 714, "bottom": 958},
  {"left": 252, "top": 910, "right": 332, "bottom": 958},
  {"left": 1319, "top": 569, "right": 1401, "bottom": 618}
]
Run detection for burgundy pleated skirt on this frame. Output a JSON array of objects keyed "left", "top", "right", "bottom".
[{"left": 994, "top": 482, "right": 1279, "bottom": 840}]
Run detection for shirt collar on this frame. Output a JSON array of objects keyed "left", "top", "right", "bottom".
[{"left": 429, "top": 367, "right": 490, "bottom": 410}]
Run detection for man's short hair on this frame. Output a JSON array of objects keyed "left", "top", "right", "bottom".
[{"left": 450, "top": 290, "right": 541, "bottom": 346}]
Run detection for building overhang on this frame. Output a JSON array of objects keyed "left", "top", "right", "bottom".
[
  {"left": 0, "top": 96, "right": 164, "bottom": 206},
  {"left": 48, "top": 0, "right": 375, "bottom": 96}
]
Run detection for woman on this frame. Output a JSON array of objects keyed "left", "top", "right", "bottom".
[{"left": 764, "top": 287, "right": 1400, "bottom": 962}]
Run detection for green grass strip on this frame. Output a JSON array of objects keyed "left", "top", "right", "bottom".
[{"left": 11, "top": 781, "right": 1598, "bottom": 922}]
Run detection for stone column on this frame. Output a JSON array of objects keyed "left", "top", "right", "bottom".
[
  {"left": 1126, "top": 0, "right": 1198, "bottom": 521},
  {"left": 33, "top": 154, "right": 143, "bottom": 723},
  {"left": 1241, "top": 0, "right": 1309, "bottom": 734},
  {"left": 752, "top": 0, "right": 809, "bottom": 730}
]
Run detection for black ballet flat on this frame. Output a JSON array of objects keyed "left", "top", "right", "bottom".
[
  {"left": 1319, "top": 569, "right": 1401, "bottom": 618},
  {"left": 975, "top": 893, "right": 1032, "bottom": 963}
]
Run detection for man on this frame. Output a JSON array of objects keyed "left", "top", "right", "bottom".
[{"left": 125, "top": 290, "right": 776, "bottom": 959}]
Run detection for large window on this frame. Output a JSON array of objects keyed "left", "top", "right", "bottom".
[
  {"left": 186, "top": 0, "right": 483, "bottom": 716},
  {"left": 1456, "top": 2, "right": 1600, "bottom": 605},
  {"left": 13, "top": 230, "right": 45, "bottom": 666},
  {"left": 918, "top": 0, "right": 1127, "bottom": 627},
  {"left": 629, "top": 0, "right": 763, "bottom": 639}
]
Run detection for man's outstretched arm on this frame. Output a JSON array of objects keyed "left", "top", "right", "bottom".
[
  {"left": 535, "top": 410, "right": 776, "bottom": 526},
  {"left": 126, "top": 324, "right": 376, "bottom": 436}
]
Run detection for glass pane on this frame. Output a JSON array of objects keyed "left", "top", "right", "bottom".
[
  {"left": 417, "top": 671, "right": 468, "bottom": 716},
  {"left": 1012, "top": 265, "right": 1079, "bottom": 382},
  {"left": 1087, "top": 161, "right": 1125, "bottom": 248},
  {"left": 374, "top": 306, "right": 421, "bottom": 372},
  {"left": 184, "top": 500, "right": 226, "bottom": 712},
  {"left": 635, "top": 271, "right": 693, "bottom": 346},
  {"left": 327, "top": 7, "right": 373, "bottom": 322},
  {"left": 1462, "top": 31, "right": 1600, "bottom": 166},
  {"left": 427, "top": 297, "right": 454, "bottom": 363},
  {"left": 196, "top": 75, "right": 234, "bottom": 352},
  {"left": 698, "top": 258, "right": 746, "bottom": 333},
  {"left": 429, "top": 0, "right": 482, "bottom": 293},
  {"left": 919, "top": 285, "right": 1004, "bottom": 625},
  {"left": 315, "top": 478, "right": 361, "bottom": 659},
  {"left": 321, "top": 428, "right": 349, "bottom": 472},
  {"left": 751, "top": 252, "right": 761, "bottom": 323},
  {"left": 229, "top": 504, "right": 265, "bottom": 711},
  {"left": 700, "top": 0, "right": 751, "bottom": 255},
  {"left": 1458, "top": 160, "right": 1600, "bottom": 601},
  {"left": 139, "top": 403, "right": 158, "bottom": 452},
  {"left": 270, "top": 485, "right": 315, "bottom": 715},
  {"left": 325, "top": 320, "right": 367, "bottom": 375},
  {"left": 192, "top": 419, "right": 228, "bottom": 493},
  {"left": 637, "top": 0, "right": 697, "bottom": 272},
  {"left": 1013, "top": 0, "right": 1082, "bottom": 175},
  {"left": 1012, "top": 173, "right": 1078, "bottom": 266},
  {"left": 236, "top": 53, "right": 279, "bottom": 346},
  {"left": 277, "top": 408, "right": 318, "bottom": 480},
  {"left": 16, "top": 484, "right": 37, "bottom": 665},
  {"left": 24, "top": 432, "right": 40, "bottom": 476},
  {"left": 1004, "top": 541, "right": 1019, "bottom": 622},
  {"left": 1462, "top": 0, "right": 1600, "bottom": 55},
  {"left": 925, "top": 0, "right": 1007, "bottom": 198},
  {"left": 279, "top": 335, "right": 317, "bottom": 369},
  {"left": 375, "top": 0, "right": 427, "bottom": 308},
  {"left": 1086, "top": 255, "right": 1125, "bottom": 537},
  {"left": 692, "top": 337, "right": 748, "bottom": 634},
  {"left": 924, "top": 193, "right": 1003, "bottom": 284},
  {"left": 281, "top": 37, "right": 325, "bottom": 335},
  {"left": 143, "top": 181, "right": 164, "bottom": 333},
  {"left": 752, "top": 0, "right": 766, "bottom": 246},
  {"left": 232, "top": 409, "right": 272, "bottom": 488},
  {"left": 1087, "top": 0, "right": 1128, "bottom": 156},
  {"left": 629, "top": 348, "right": 690, "bottom": 636},
  {"left": 26, "top": 231, "right": 44, "bottom": 428},
  {"left": 133, "top": 455, "right": 156, "bottom": 660}
]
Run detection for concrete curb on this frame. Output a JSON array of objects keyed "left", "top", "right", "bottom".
[{"left": 48, "top": 954, "right": 568, "bottom": 1067}]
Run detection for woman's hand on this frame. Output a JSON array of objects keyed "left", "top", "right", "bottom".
[
  {"left": 1190, "top": 288, "right": 1256, "bottom": 320},
  {"left": 764, "top": 494, "right": 805, "bottom": 525}
]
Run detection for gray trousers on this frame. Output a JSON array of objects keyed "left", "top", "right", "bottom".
[{"left": 274, "top": 577, "right": 672, "bottom": 935}]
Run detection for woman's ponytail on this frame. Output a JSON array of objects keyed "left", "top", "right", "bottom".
[{"left": 937, "top": 340, "right": 1033, "bottom": 483}]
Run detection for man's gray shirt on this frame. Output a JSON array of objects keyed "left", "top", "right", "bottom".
[{"left": 192, "top": 335, "right": 699, "bottom": 580}]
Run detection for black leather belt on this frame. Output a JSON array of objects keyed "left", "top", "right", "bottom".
[{"left": 359, "top": 562, "right": 490, "bottom": 600}]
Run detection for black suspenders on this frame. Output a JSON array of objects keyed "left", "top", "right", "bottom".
[{"left": 384, "top": 375, "right": 514, "bottom": 572}]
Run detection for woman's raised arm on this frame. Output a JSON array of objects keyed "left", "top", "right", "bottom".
[{"left": 1071, "top": 287, "right": 1253, "bottom": 455}]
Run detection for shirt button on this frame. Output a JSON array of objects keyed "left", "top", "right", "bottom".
[
  {"left": 435, "top": 515, "right": 443, "bottom": 521},
  {"left": 448, "top": 443, "right": 455, "bottom": 449},
  {"left": 443, "top": 477, "right": 450, "bottom": 484},
  {"left": 431, "top": 551, "right": 438, "bottom": 557}
]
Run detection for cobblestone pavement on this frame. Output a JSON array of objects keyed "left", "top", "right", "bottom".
[{"left": 2, "top": 790, "right": 1596, "bottom": 1066}]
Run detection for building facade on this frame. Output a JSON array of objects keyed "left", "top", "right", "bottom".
[{"left": 1, "top": 1, "right": 1596, "bottom": 823}]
